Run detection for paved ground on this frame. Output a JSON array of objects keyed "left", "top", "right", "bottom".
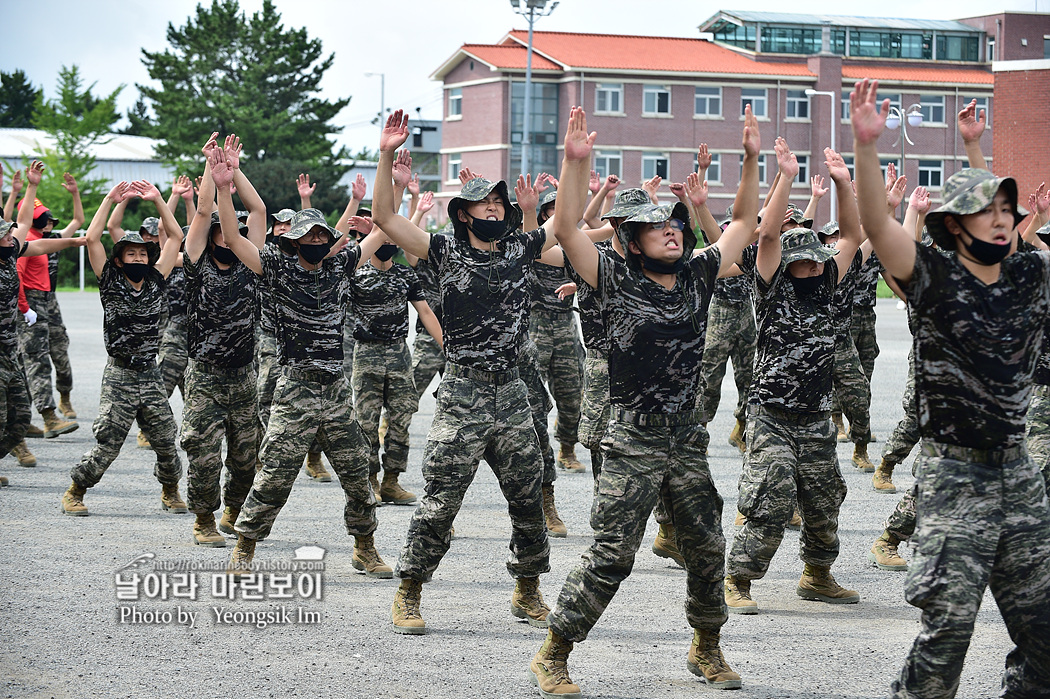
[{"left": 0, "top": 294, "right": 1013, "bottom": 698}]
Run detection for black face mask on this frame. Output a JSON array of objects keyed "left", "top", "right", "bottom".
[
  {"left": 212, "top": 246, "right": 238, "bottom": 265},
  {"left": 374, "top": 244, "right": 398, "bottom": 262},
  {"left": 958, "top": 224, "right": 1011, "bottom": 266},
  {"left": 0, "top": 245, "right": 16, "bottom": 261},
  {"left": 122, "top": 262, "right": 150, "bottom": 283},
  {"left": 638, "top": 252, "right": 686, "bottom": 275},
  {"left": 790, "top": 273, "right": 824, "bottom": 294},
  {"left": 467, "top": 216, "right": 507, "bottom": 243},
  {"left": 298, "top": 242, "right": 331, "bottom": 264}
]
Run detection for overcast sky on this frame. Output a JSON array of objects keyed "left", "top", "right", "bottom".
[{"left": 4, "top": 0, "right": 1046, "bottom": 156}]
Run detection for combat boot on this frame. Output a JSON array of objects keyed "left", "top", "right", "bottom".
[
  {"left": 529, "top": 631, "right": 581, "bottom": 699},
  {"left": 852, "top": 442, "right": 876, "bottom": 472},
  {"left": 193, "top": 513, "right": 226, "bottom": 547},
  {"left": 391, "top": 578, "right": 426, "bottom": 634},
  {"left": 0, "top": 476, "right": 7, "bottom": 486},
  {"left": 227, "top": 535, "right": 256, "bottom": 576},
  {"left": 136, "top": 430, "right": 151, "bottom": 449},
  {"left": 724, "top": 576, "right": 758, "bottom": 614},
  {"left": 58, "top": 391, "right": 77, "bottom": 419},
  {"left": 303, "top": 451, "right": 332, "bottom": 482},
  {"left": 60, "top": 481, "right": 88, "bottom": 516},
  {"left": 687, "top": 628, "right": 742, "bottom": 689},
  {"left": 217, "top": 506, "right": 240, "bottom": 535},
  {"left": 42, "top": 408, "right": 78, "bottom": 438},
  {"left": 872, "top": 459, "right": 896, "bottom": 493},
  {"left": 832, "top": 412, "right": 848, "bottom": 442},
  {"left": 511, "top": 576, "right": 550, "bottom": 628},
  {"left": 379, "top": 471, "right": 417, "bottom": 505},
  {"left": 652, "top": 522, "right": 685, "bottom": 567},
  {"left": 787, "top": 508, "right": 802, "bottom": 530},
  {"left": 542, "top": 483, "right": 567, "bottom": 538},
  {"left": 11, "top": 440, "right": 36, "bottom": 467},
  {"left": 796, "top": 563, "right": 860, "bottom": 604},
  {"left": 556, "top": 444, "right": 585, "bottom": 473},
  {"left": 352, "top": 534, "right": 393, "bottom": 578},
  {"left": 868, "top": 534, "right": 908, "bottom": 571},
  {"left": 25, "top": 423, "right": 44, "bottom": 439},
  {"left": 160, "top": 483, "right": 188, "bottom": 514},
  {"left": 727, "top": 419, "right": 746, "bottom": 453},
  {"left": 369, "top": 472, "right": 383, "bottom": 505}
]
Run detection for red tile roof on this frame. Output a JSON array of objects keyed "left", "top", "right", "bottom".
[
  {"left": 460, "top": 44, "right": 562, "bottom": 72},
  {"left": 842, "top": 64, "right": 993, "bottom": 86}
]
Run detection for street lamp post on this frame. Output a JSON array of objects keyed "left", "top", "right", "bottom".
[
  {"left": 510, "top": 0, "right": 558, "bottom": 178},
  {"left": 805, "top": 88, "right": 838, "bottom": 223},
  {"left": 365, "top": 72, "right": 385, "bottom": 128},
  {"left": 885, "top": 104, "right": 924, "bottom": 219}
]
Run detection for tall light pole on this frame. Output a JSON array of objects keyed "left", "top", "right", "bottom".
[
  {"left": 885, "top": 104, "right": 924, "bottom": 219},
  {"left": 365, "top": 72, "right": 385, "bottom": 128},
  {"left": 805, "top": 88, "right": 838, "bottom": 223},
  {"left": 510, "top": 0, "right": 558, "bottom": 177}
]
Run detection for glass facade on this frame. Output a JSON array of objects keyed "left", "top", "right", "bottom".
[
  {"left": 711, "top": 21, "right": 757, "bottom": 49},
  {"left": 849, "top": 31, "right": 933, "bottom": 59},
  {"left": 510, "top": 81, "right": 560, "bottom": 177},
  {"left": 937, "top": 35, "right": 980, "bottom": 61},
  {"left": 764, "top": 26, "right": 822, "bottom": 54}
]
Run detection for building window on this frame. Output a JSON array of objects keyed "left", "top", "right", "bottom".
[
  {"left": 937, "top": 35, "right": 980, "bottom": 62},
  {"left": 1045, "top": 36, "right": 1050, "bottom": 59},
  {"left": 593, "top": 150, "right": 622, "bottom": 179},
  {"left": 842, "top": 156, "right": 855, "bottom": 181},
  {"left": 447, "top": 152, "right": 462, "bottom": 182},
  {"left": 643, "top": 85, "right": 671, "bottom": 115},
  {"left": 919, "top": 95, "right": 945, "bottom": 124},
  {"left": 740, "top": 154, "right": 767, "bottom": 184},
  {"left": 849, "top": 31, "right": 932, "bottom": 59},
  {"left": 841, "top": 90, "right": 851, "bottom": 120},
  {"left": 918, "top": 160, "right": 944, "bottom": 189},
  {"left": 878, "top": 92, "right": 901, "bottom": 114},
  {"left": 694, "top": 87, "right": 722, "bottom": 117},
  {"left": 740, "top": 88, "right": 768, "bottom": 118},
  {"left": 642, "top": 152, "right": 669, "bottom": 180},
  {"left": 510, "top": 81, "right": 560, "bottom": 178},
  {"left": 694, "top": 153, "right": 722, "bottom": 184},
  {"left": 786, "top": 90, "right": 809, "bottom": 119},
  {"left": 987, "top": 38, "right": 996, "bottom": 62},
  {"left": 966, "top": 96, "right": 992, "bottom": 127},
  {"left": 710, "top": 21, "right": 756, "bottom": 50},
  {"left": 795, "top": 155, "right": 809, "bottom": 185},
  {"left": 764, "top": 26, "right": 822, "bottom": 55},
  {"left": 595, "top": 83, "right": 622, "bottom": 114},
  {"left": 448, "top": 88, "right": 462, "bottom": 118}
]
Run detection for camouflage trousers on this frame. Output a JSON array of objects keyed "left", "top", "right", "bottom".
[
  {"left": 883, "top": 349, "right": 921, "bottom": 467},
  {"left": 182, "top": 361, "right": 259, "bottom": 515},
  {"left": 547, "top": 414, "right": 727, "bottom": 642},
  {"left": 699, "top": 298, "right": 756, "bottom": 423},
  {"left": 0, "top": 355, "right": 31, "bottom": 459},
  {"left": 891, "top": 442, "right": 1050, "bottom": 699},
  {"left": 395, "top": 366, "right": 550, "bottom": 582},
  {"left": 831, "top": 334, "right": 872, "bottom": 444},
  {"left": 529, "top": 310, "right": 584, "bottom": 446},
  {"left": 352, "top": 340, "right": 418, "bottom": 475},
  {"left": 256, "top": 330, "right": 280, "bottom": 430},
  {"left": 850, "top": 305, "right": 879, "bottom": 383},
  {"left": 885, "top": 481, "right": 918, "bottom": 543},
  {"left": 726, "top": 406, "right": 846, "bottom": 580},
  {"left": 72, "top": 360, "right": 181, "bottom": 489},
  {"left": 157, "top": 318, "right": 188, "bottom": 399},
  {"left": 235, "top": 368, "right": 376, "bottom": 541},
  {"left": 1025, "top": 384, "right": 1050, "bottom": 492},
  {"left": 520, "top": 337, "right": 556, "bottom": 486},
  {"left": 17, "top": 289, "right": 72, "bottom": 413},
  {"left": 410, "top": 331, "right": 445, "bottom": 403},
  {"left": 578, "top": 352, "right": 610, "bottom": 479},
  {"left": 342, "top": 316, "right": 356, "bottom": 382}
]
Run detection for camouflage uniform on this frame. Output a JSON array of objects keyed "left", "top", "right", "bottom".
[
  {"left": 181, "top": 249, "right": 258, "bottom": 515},
  {"left": 157, "top": 265, "right": 188, "bottom": 399},
  {"left": 548, "top": 204, "right": 729, "bottom": 641},
  {"left": 236, "top": 212, "right": 377, "bottom": 541},
  {"left": 349, "top": 261, "right": 425, "bottom": 475},
  {"left": 850, "top": 253, "right": 881, "bottom": 383},
  {"left": 726, "top": 230, "right": 848, "bottom": 581},
  {"left": 71, "top": 238, "right": 182, "bottom": 489},
  {"left": 698, "top": 272, "right": 756, "bottom": 424},
  {"left": 518, "top": 335, "right": 556, "bottom": 486},
  {"left": 890, "top": 171, "right": 1050, "bottom": 698},
  {"left": 1025, "top": 281, "right": 1050, "bottom": 491},
  {"left": 395, "top": 178, "right": 549, "bottom": 583},
  {"left": 409, "top": 228, "right": 451, "bottom": 403},
  {"left": 830, "top": 249, "right": 871, "bottom": 445},
  {"left": 0, "top": 238, "right": 31, "bottom": 459}
]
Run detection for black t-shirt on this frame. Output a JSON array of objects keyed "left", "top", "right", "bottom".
[
  {"left": 350, "top": 262, "right": 424, "bottom": 342},
  {"left": 530, "top": 261, "right": 573, "bottom": 313},
  {"left": 904, "top": 243, "right": 1050, "bottom": 448},
  {"left": 714, "top": 244, "right": 757, "bottom": 304},
  {"left": 831, "top": 249, "right": 864, "bottom": 337},
  {"left": 596, "top": 247, "right": 721, "bottom": 413},
  {"left": 166, "top": 265, "right": 188, "bottom": 323},
  {"left": 0, "top": 247, "right": 24, "bottom": 350},
  {"left": 428, "top": 229, "right": 545, "bottom": 373},
  {"left": 566, "top": 240, "right": 622, "bottom": 355},
  {"left": 853, "top": 251, "right": 881, "bottom": 309},
  {"left": 98, "top": 260, "right": 167, "bottom": 364},
  {"left": 184, "top": 251, "right": 258, "bottom": 368},
  {"left": 750, "top": 258, "right": 840, "bottom": 413}
]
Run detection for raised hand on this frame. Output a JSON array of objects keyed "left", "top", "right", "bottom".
[
  {"left": 810, "top": 175, "right": 828, "bottom": 198},
  {"left": 850, "top": 79, "right": 888, "bottom": 147},
  {"left": 458, "top": 167, "right": 483, "bottom": 185},
  {"left": 172, "top": 175, "right": 193, "bottom": 200},
  {"left": 685, "top": 172, "right": 709, "bottom": 208},
  {"left": 774, "top": 137, "right": 799, "bottom": 179},
  {"left": 534, "top": 172, "right": 551, "bottom": 195},
  {"left": 885, "top": 161, "right": 897, "bottom": 187},
  {"left": 347, "top": 215, "right": 374, "bottom": 236},
  {"left": 957, "top": 99, "right": 986, "bottom": 144},
  {"left": 887, "top": 174, "right": 908, "bottom": 210},
  {"left": 107, "top": 181, "right": 131, "bottom": 201},
  {"left": 201, "top": 132, "right": 219, "bottom": 157},
  {"left": 742, "top": 104, "right": 761, "bottom": 157},
  {"left": 515, "top": 173, "right": 541, "bottom": 213},
  {"left": 209, "top": 150, "right": 235, "bottom": 191},
  {"left": 545, "top": 175, "right": 560, "bottom": 189},
  {"left": 604, "top": 174, "right": 620, "bottom": 191},
  {"left": 824, "top": 147, "right": 851, "bottom": 185},
  {"left": 391, "top": 150, "right": 413, "bottom": 189},
  {"left": 588, "top": 170, "right": 601, "bottom": 194},
  {"left": 669, "top": 182, "right": 686, "bottom": 201},
  {"left": 563, "top": 106, "right": 597, "bottom": 162},
  {"left": 417, "top": 191, "right": 434, "bottom": 214},
  {"left": 696, "top": 143, "right": 712, "bottom": 172},
  {"left": 62, "top": 172, "right": 79, "bottom": 194},
  {"left": 194, "top": 176, "right": 203, "bottom": 196},
  {"left": 297, "top": 173, "right": 316, "bottom": 198},
  {"left": 133, "top": 179, "right": 163, "bottom": 202},
  {"left": 909, "top": 186, "right": 931, "bottom": 214},
  {"left": 407, "top": 173, "right": 420, "bottom": 196},
  {"left": 9, "top": 169, "right": 22, "bottom": 195},
  {"left": 224, "top": 134, "right": 243, "bottom": 169},
  {"left": 351, "top": 173, "right": 367, "bottom": 201},
  {"left": 643, "top": 175, "right": 662, "bottom": 203},
  {"left": 1030, "top": 182, "right": 1049, "bottom": 218},
  {"left": 379, "top": 109, "right": 410, "bottom": 152},
  {"left": 26, "top": 160, "right": 44, "bottom": 186}
]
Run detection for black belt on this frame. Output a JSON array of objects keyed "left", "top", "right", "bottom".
[
  {"left": 611, "top": 407, "right": 703, "bottom": 427},
  {"left": 109, "top": 356, "right": 156, "bottom": 372},
  {"left": 445, "top": 363, "right": 519, "bottom": 386},
  {"left": 189, "top": 360, "right": 254, "bottom": 377},
  {"left": 921, "top": 441, "right": 1026, "bottom": 467},
  {"left": 752, "top": 405, "right": 830, "bottom": 425}
]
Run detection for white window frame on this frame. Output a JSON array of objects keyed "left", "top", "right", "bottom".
[
  {"left": 918, "top": 160, "right": 944, "bottom": 190},
  {"left": 642, "top": 84, "right": 671, "bottom": 116},
  {"left": 447, "top": 153, "right": 462, "bottom": 183},
  {"left": 693, "top": 86, "right": 722, "bottom": 118},
  {"left": 740, "top": 88, "right": 768, "bottom": 119},
  {"left": 741, "top": 153, "right": 767, "bottom": 184},
  {"left": 919, "top": 95, "right": 945, "bottom": 125},
  {"left": 593, "top": 149, "right": 622, "bottom": 179},
  {"left": 594, "top": 83, "right": 623, "bottom": 115},
  {"left": 703, "top": 153, "right": 722, "bottom": 185},
  {"left": 785, "top": 90, "right": 810, "bottom": 120},
  {"left": 447, "top": 88, "right": 462, "bottom": 120},
  {"left": 966, "top": 96, "right": 992, "bottom": 128},
  {"left": 642, "top": 151, "right": 669, "bottom": 180},
  {"left": 794, "top": 154, "right": 809, "bottom": 186},
  {"left": 841, "top": 90, "right": 851, "bottom": 121}
]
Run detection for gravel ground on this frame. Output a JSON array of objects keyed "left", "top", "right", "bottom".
[{"left": 0, "top": 294, "right": 1012, "bottom": 699}]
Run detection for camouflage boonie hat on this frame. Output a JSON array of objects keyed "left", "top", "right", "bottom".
[
  {"left": 617, "top": 202, "right": 694, "bottom": 273},
  {"left": 785, "top": 204, "right": 814, "bottom": 230},
  {"left": 235, "top": 210, "right": 249, "bottom": 221},
  {"left": 818, "top": 221, "right": 840, "bottom": 240},
  {"left": 282, "top": 208, "right": 340, "bottom": 241},
  {"left": 272, "top": 208, "right": 295, "bottom": 223},
  {"left": 718, "top": 203, "right": 734, "bottom": 228},
  {"left": 208, "top": 210, "right": 248, "bottom": 236},
  {"left": 111, "top": 231, "right": 161, "bottom": 266},
  {"left": 446, "top": 177, "right": 521, "bottom": 241},
  {"left": 602, "top": 188, "right": 650, "bottom": 220},
  {"left": 1036, "top": 221, "right": 1050, "bottom": 245},
  {"left": 0, "top": 220, "right": 15, "bottom": 237},
  {"left": 139, "top": 217, "right": 160, "bottom": 238},
  {"left": 356, "top": 207, "right": 373, "bottom": 219},
  {"left": 781, "top": 228, "right": 837, "bottom": 266},
  {"left": 538, "top": 189, "right": 558, "bottom": 209},
  {"left": 925, "top": 168, "right": 1027, "bottom": 251}
]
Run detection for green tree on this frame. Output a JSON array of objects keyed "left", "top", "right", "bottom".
[
  {"left": 138, "top": 0, "right": 352, "bottom": 214},
  {"left": 0, "top": 69, "right": 41, "bottom": 128},
  {"left": 120, "top": 98, "right": 154, "bottom": 135}
]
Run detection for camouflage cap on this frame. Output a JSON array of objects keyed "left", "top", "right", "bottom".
[
  {"left": 718, "top": 203, "right": 734, "bottom": 228},
  {"left": 111, "top": 231, "right": 161, "bottom": 266},
  {"left": 0, "top": 220, "right": 15, "bottom": 237},
  {"left": 208, "top": 210, "right": 248, "bottom": 236},
  {"left": 538, "top": 189, "right": 558, "bottom": 209},
  {"left": 818, "top": 221, "right": 841, "bottom": 239},
  {"left": 785, "top": 204, "right": 814, "bottom": 229},
  {"left": 617, "top": 202, "right": 694, "bottom": 273},
  {"left": 356, "top": 207, "right": 373, "bottom": 219},
  {"left": 781, "top": 228, "right": 838, "bottom": 266},
  {"left": 139, "top": 217, "right": 160, "bottom": 238},
  {"left": 925, "top": 168, "right": 1027, "bottom": 251},
  {"left": 271, "top": 208, "right": 295, "bottom": 223},
  {"left": 235, "top": 210, "right": 249, "bottom": 221},
  {"left": 602, "top": 188, "right": 651, "bottom": 220},
  {"left": 284, "top": 208, "right": 340, "bottom": 242},
  {"left": 447, "top": 177, "right": 522, "bottom": 241}
]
